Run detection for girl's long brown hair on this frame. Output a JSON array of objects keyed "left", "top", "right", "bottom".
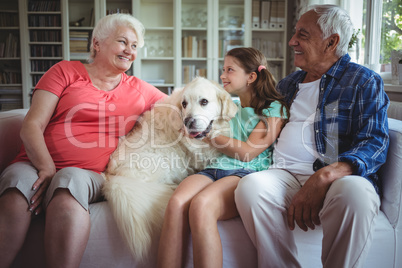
[{"left": 226, "top": 47, "right": 289, "bottom": 127}]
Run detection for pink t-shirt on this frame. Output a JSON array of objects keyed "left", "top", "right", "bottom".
[{"left": 14, "top": 61, "right": 166, "bottom": 173}]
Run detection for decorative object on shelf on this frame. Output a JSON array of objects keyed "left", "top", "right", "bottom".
[{"left": 69, "top": 17, "right": 85, "bottom": 27}]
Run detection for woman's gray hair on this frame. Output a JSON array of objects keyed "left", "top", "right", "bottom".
[
  {"left": 88, "top": 13, "right": 145, "bottom": 62},
  {"left": 305, "top": 5, "right": 354, "bottom": 57}
]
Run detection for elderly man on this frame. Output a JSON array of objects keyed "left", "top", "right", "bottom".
[{"left": 235, "top": 4, "right": 389, "bottom": 268}]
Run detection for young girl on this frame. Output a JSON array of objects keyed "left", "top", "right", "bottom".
[{"left": 157, "top": 47, "right": 288, "bottom": 268}]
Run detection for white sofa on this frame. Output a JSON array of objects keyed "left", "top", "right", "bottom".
[{"left": 1, "top": 102, "right": 401, "bottom": 268}]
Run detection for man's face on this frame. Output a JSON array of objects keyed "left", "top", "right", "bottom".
[{"left": 288, "top": 10, "right": 329, "bottom": 72}]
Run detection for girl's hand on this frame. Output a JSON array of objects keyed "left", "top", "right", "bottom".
[
  {"left": 29, "top": 166, "right": 56, "bottom": 215},
  {"left": 209, "top": 117, "right": 284, "bottom": 161}
]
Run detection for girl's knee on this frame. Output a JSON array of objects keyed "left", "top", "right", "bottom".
[
  {"left": 189, "top": 193, "right": 216, "bottom": 227},
  {"left": 166, "top": 194, "right": 184, "bottom": 210}
]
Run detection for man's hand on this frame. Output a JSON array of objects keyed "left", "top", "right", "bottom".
[{"left": 287, "top": 162, "right": 354, "bottom": 231}]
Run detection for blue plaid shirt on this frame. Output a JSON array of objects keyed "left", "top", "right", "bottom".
[{"left": 277, "top": 54, "right": 389, "bottom": 193}]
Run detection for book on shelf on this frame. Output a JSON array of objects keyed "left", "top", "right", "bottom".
[
  {"left": 30, "top": 30, "right": 61, "bottom": 42},
  {"left": 69, "top": 37, "right": 90, "bottom": 53},
  {"left": 182, "top": 36, "right": 206, "bottom": 58},
  {"left": 30, "top": 59, "right": 60, "bottom": 72},
  {"left": 219, "top": 39, "right": 243, "bottom": 57},
  {"left": 198, "top": 39, "right": 207, "bottom": 58},
  {"left": 268, "top": 62, "right": 281, "bottom": 80},
  {"left": 89, "top": 8, "right": 95, "bottom": 27},
  {"left": 0, "top": 67, "right": 21, "bottom": 84},
  {"left": 28, "top": 1, "right": 61, "bottom": 12},
  {"left": 0, "top": 88, "right": 23, "bottom": 95},
  {"left": 182, "top": 36, "right": 196, "bottom": 58},
  {"left": 196, "top": 68, "right": 206, "bottom": 78},
  {"left": 28, "top": 14, "right": 61, "bottom": 27},
  {"left": 0, "top": 33, "right": 19, "bottom": 58},
  {"left": 30, "top": 45, "right": 62, "bottom": 57},
  {"left": 0, "top": 99, "right": 23, "bottom": 111},
  {"left": 182, "top": 65, "right": 206, "bottom": 84},
  {"left": 69, "top": 31, "right": 90, "bottom": 50},
  {"left": 0, "top": 11, "right": 19, "bottom": 27},
  {"left": 182, "top": 65, "right": 195, "bottom": 84},
  {"left": 0, "top": 43, "right": 4, "bottom": 58},
  {"left": 144, "top": 79, "right": 165, "bottom": 84}
]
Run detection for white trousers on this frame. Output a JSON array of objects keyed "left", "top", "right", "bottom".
[{"left": 234, "top": 168, "right": 380, "bottom": 268}]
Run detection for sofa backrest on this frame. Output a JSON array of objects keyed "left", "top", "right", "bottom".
[
  {"left": 0, "top": 109, "right": 401, "bottom": 228},
  {"left": 388, "top": 101, "right": 402, "bottom": 121}
]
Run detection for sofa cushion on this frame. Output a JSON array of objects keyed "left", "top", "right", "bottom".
[
  {"left": 0, "top": 109, "right": 28, "bottom": 173},
  {"left": 379, "top": 118, "right": 402, "bottom": 227}
]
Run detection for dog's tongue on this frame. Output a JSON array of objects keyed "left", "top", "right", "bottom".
[{"left": 189, "top": 132, "right": 201, "bottom": 138}]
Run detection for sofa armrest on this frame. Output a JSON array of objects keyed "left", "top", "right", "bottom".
[
  {"left": 379, "top": 118, "right": 402, "bottom": 229},
  {"left": 0, "top": 109, "right": 28, "bottom": 173}
]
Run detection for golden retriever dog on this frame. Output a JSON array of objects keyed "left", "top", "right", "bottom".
[{"left": 102, "top": 77, "right": 237, "bottom": 261}]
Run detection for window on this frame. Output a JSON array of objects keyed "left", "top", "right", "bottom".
[
  {"left": 346, "top": 0, "right": 401, "bottom": 84},
  {"left": 308, "top": 0, "right": 401, "bottom": 84}
]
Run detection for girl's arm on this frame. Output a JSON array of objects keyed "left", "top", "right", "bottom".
[{"left": 208, "top": 117, "right": 284, "bottom": 162}]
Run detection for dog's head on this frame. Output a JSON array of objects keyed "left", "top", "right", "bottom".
[{"left": 178, "top": 77, "right": 237, "bottom": 139}]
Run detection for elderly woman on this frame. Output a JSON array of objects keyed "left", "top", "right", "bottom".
[{"left": 0, "top": 14, "right": 166, "bottom": 267}]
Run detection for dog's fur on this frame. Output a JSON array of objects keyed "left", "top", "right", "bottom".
[{"left": 102, "top": 77, "right": 237, "bottom": 261}]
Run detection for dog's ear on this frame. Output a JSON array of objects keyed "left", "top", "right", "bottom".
[
  {"left": 214, "top": 83, "right": 237, "bottom": 120},
  {"left": 166, "top": 87, "right": 184, "bottom": 108},
  {"left": 164, "top": 87, "right": 184, "bottom": 130}
]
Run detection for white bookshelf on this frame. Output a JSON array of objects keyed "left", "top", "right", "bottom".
[{"left": 0, "top": 0, "right": 288, "bottom": 109}]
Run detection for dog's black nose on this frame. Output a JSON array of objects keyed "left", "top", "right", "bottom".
[{"left": 184, "top": 117, "right": 195, "bottom": 129}]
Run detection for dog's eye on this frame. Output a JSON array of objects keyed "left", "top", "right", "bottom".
[
  {"left": 182, "top": 101, "right": 187, "bottom": 108},
  {"left": 200, "top": 99, "right": 208, "bottom": 106}
]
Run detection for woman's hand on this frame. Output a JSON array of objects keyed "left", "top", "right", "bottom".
[{"left": 29, "top": 166, "right": 56, "bottom": 215}]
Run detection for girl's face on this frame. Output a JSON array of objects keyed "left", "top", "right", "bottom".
[
  {"left": 220, "top": 56, "right": 251, "bottom": 96},
  {"left": 95, "top": 25, "right": 138, "bottom": 73}
]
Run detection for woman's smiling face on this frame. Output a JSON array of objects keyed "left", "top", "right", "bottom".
[{"left": 96, "top": 25, "right": 138, "bottom": 72}]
